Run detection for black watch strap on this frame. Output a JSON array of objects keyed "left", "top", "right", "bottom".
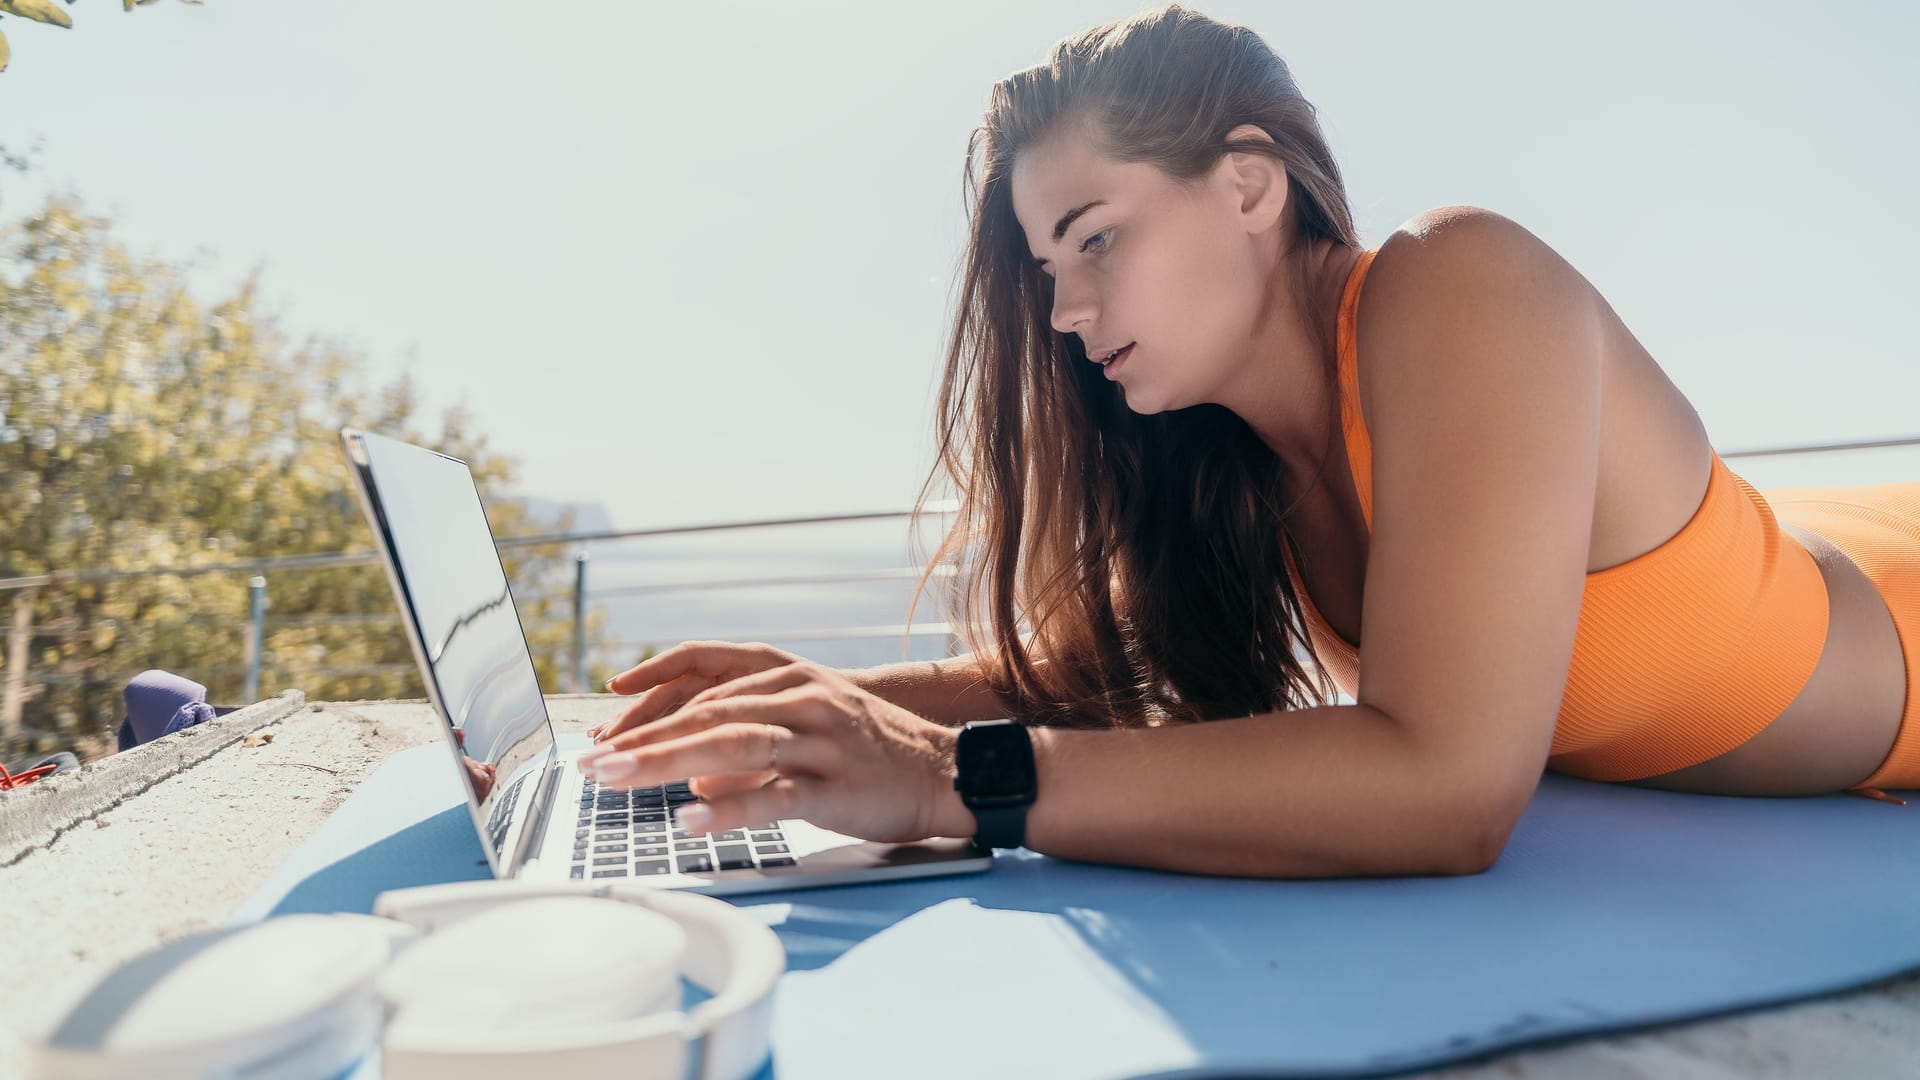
[{"left": 971, "top": 803, "right": 1027, "bottom": 851}]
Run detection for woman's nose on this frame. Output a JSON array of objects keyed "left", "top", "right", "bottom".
[{"left": 1049, "top": 274, "right": 1097, "bottom": 337}]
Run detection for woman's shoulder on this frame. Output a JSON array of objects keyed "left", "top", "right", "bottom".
[
  {"left": 1355, "top": 207, "right": 1601, "bottom": 394},
  {"left": 1348, "top": 206, "right": 1606, "bottom": 443},
  {"left": 1369, "top": 205, "right": 1584, "bottom": 302}
]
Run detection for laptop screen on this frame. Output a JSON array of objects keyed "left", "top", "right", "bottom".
[{"left": 344, "top": 430, "right": 557, "bottom": 875}]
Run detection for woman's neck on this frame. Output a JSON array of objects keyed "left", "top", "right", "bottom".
[{"left": 1221, "top": 238, "right": 1361, "bottom": 475}]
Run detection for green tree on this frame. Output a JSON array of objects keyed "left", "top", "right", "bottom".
[{"left": 0, "top": 193, "right": 614, "bottom": 761}]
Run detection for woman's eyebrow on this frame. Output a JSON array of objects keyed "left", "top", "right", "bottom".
[{"left": 1051, "top": 200, "right": 1107, "bottom": 243}]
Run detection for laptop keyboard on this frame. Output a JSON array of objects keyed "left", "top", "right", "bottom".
[
  {"left": 483, "top": 768, "right": 529, "bottom": 857},
  {"left": 571, "top": 777, "right": 796, "bottom": 880}
]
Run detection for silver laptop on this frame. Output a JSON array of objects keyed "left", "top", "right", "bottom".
[{"left": 340, "top": 428, "right": 991, "bottom": 895}]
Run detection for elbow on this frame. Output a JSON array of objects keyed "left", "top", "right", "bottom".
[
  {"left": 1415, "top": 742, "right": 1541, "bottom": 877},
  {"left": 1434, "top": 800, "right": 1525, "bottom": 876},
  {"left": 1440, "top": 823, "right": 1510, "bottom": 876}
]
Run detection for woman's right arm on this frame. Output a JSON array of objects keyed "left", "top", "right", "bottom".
[{"left": 841, "top": 654, "right": 1017, "bottom": 727}]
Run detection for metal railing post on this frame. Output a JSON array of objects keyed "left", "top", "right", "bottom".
[
  {"left": 244, "top": 575, "right": 267, "bottom": 704},
  {"left": 2, "top": 588, "right": 36, "bottom": 740},
  {"left": 572, "top": 551, "right": 589, "bottom": 693}
]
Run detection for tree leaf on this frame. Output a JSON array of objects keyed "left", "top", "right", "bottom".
[
  {"left": 0, "top": 1, "right": 72, "bottom": 30},
  {"left": 0, "top": 192, "right": 614, "bottom": 762}
]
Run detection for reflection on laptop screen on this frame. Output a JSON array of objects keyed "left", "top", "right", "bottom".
[{"left": 354, "top": 431, "right": 556, "bottom": 870}]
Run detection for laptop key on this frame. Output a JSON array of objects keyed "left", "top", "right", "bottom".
[
  {"left": 569, "top": 866, "right": 585, "bottom": 879},
  {"left": 674, "top": 840, "right": 709, "bottom": 852},
  {"left": 758, "top": 856, "right": 796, "bottom": 868},
  {"left": 592, "top": 856, "right": 627, "bottom": 866},
  {"left": 714, "top": 831, "right": 746, "bottom": 842},
  {"left": 633, "top": 860, "right": 673, "bottom": 876},
  {"left": 715, "top": 845, "right": 753, "bottom": 870},
  {"left": 592, "top": 868, "right": 629, "bottom": 878},
  {"left": 754, "top": 843, "right": 790, "bottom": 855},
  {"left": 593, "top": 844, "right": 629, "bottom": 856},
  {"left": 633, "top": 845, "right": 668, "bottom": 857},
  {"left": 676, "top": 854, "right": 713, "bottom": 873},
  {"left": 593, "top": 831, "right": 629, "bottom": 842}
]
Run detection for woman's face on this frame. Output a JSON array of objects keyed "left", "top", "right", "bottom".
[{"left": 1010, "top": 126, "right": 1285, "bottom": 415}]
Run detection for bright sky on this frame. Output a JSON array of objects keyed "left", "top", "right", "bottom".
[{"left": 4, "top": 0, "right": 1916, "bottom": 529}]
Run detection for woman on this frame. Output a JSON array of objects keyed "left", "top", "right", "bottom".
[{"left": 578, "top": 4, "right": 1920, "bottom": 878}]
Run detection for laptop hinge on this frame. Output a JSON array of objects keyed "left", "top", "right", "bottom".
[{"left": 507, "top": 750, "right": 564, "bottom": 877}]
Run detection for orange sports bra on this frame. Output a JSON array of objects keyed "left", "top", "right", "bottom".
[{"left": 1283, "top": 249, "right": 1830, "bottom": 782}]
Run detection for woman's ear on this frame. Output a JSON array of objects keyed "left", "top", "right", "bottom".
[{"left": 1218, "top": 122, "right": 1289, "bottom": 235}]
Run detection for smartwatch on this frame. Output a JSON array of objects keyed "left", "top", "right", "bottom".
[{"left": 953, "top": 719, "right": 1037, "bottom": 850}]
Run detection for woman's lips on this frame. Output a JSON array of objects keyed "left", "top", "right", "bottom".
[{"left": 1101, "top": 343, "right": 1133, "bottom": 379}]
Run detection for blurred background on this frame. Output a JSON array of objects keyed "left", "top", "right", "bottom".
[{"left": 1, "top": 0, "right": 1915, "bottom": 762}]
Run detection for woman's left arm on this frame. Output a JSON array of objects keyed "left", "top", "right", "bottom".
[{"left": 583, "top": 210, "right": 1603, "bottom": 877}]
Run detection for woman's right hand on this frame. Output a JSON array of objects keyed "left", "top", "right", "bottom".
[{"left": 590, "top": 640, "right": 811, "bottom": 744}]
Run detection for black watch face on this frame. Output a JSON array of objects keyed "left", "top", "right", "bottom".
[{"left": 959, "top": 725, "right": 1035, "bottom": 800}]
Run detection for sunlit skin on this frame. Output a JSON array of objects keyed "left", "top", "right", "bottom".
[
  {"left": 1011, "top": 121, "right": 1354, "bottom": 461},
  {"left": 577, "top": 124, "right": 1909, "bottom": 878}
]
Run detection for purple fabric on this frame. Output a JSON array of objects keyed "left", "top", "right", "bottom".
[
  {"left": 161, "top": 700, "right": 218, "bottom": 737},
  {"left": 121, "top": 670, "right": 211, "bottom": 748}
]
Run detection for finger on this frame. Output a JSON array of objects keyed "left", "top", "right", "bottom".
[
  {"left": 588, "top": 681, "right": 733, "bottom": 756},
  {"left": 585, "top": 716, "right": 822, "bottom": 790},
  {"left": 676, "top": 776, "right": 816, "bottom": 835},
  {"left": 689, "top": 769, "right": 779, "bottom": 800},
  {"left": 679, "top": 662, "right": 816, "bottom": 712},
  {"left": 588, "top": 683, "right": 828, "bottom": 757},
  {"left": 607, "top": 640, "right": 795, "bottom": 696},
  {"left": 598, "top": 674, "right": 714, "bottom": 743}
]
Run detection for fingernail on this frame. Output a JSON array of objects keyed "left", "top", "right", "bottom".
[
  {"left": 676, "top": 804, "right": 714, "bottom": 832},
  {"left": 587, "top": 754, "right": 636, "bottom": 782},
  {"left": 604, "top": 678, "right": 618, "bottom": 693}
]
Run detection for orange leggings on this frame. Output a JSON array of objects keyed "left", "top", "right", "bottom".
[{"left": 1766, "top": 481, "right": 1920, "bottom": 793}]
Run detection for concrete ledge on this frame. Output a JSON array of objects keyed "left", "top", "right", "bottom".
[{"left": 0, "top": 689, "right": 307, "bottom": 868}]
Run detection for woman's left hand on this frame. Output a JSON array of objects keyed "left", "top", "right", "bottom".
[{"left": 579, "top": 641, "right": 968, "bottom": 843}]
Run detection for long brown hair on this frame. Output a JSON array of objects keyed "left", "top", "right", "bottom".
[{"left": 912, "top": 4, "right": 1360, "bottom": 728}]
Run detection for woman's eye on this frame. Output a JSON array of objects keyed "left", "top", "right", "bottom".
[{"left": 1078, "top": 228, "right": 1112, "bottom": 255}]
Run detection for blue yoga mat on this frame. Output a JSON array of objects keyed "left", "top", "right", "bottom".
[{"left": 232, "top": 740, "right": 1920, "bottom": 1079}]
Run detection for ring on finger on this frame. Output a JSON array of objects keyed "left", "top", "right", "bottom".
[{"left": 766, "top": 723, "right": 781, "bottom": 771}]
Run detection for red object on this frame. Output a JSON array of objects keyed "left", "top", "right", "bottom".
[{"left": 0, "top": 760, "right": 57, "bottom": 790}]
